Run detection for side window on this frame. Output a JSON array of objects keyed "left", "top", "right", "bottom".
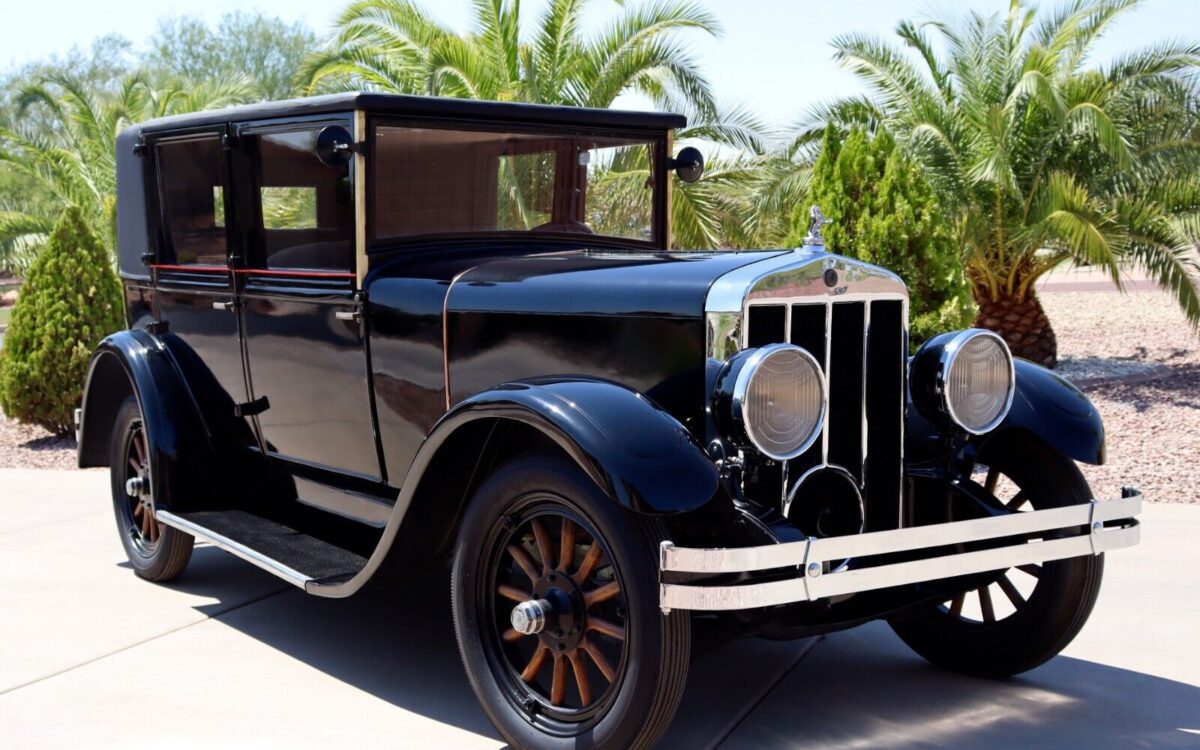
[
  {"left": 156, "top": 136, "right": 228, "bottom": 266},
  {"left": 249, "top": 128, "right": 353, "bottom": 272}
]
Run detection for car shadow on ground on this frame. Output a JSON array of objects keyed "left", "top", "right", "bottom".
[
  {"left": 170, "top": 546, "right": 1199, "bottom": 749},
  {"left": 727, "top": 621, "right": 1200, "bottom": 749}
]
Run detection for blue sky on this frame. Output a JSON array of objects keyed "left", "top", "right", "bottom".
[{"left": 2, "top": 0, "right": 1197, "bottom": 130}]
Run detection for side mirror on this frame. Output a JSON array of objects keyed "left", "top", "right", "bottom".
[
  {"left": 315, "top": 125, "right": 355, "bottom": 167},
  {"left": 671, "top": 146, "right": 704, "bottom": 183}
]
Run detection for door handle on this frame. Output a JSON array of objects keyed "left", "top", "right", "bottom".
[
  {"left": 212, "top": 300, "right": 237, "bottom": 311},
  {"left": 335, "top": 310, "right": 361, "bottom": 323}
]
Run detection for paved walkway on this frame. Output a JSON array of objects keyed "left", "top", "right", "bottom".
[{"left": 1, "top": 469, "right": 1197, "bottom": 748}]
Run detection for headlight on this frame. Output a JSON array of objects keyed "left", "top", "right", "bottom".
[
  {"left": 911, "top": 329, "right": 1015, "bottom": 434},
  {"left": 714, "top": 344, "right": 826, "bottom": 460}
]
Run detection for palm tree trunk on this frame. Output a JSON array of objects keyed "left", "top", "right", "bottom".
[{"left": 972, "top": 288, "right": 1058, "bottom": 368}]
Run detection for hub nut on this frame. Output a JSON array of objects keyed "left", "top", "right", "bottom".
[{"left": 511, "top": 598, "right": 554, "bottom": 635}]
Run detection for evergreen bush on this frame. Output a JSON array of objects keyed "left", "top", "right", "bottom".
[
  {"left": 788, "top": 125, "right": 974, "bottom": 343},
  {"left": 0, "top": 207, "right": 124, "bottom": 434}
]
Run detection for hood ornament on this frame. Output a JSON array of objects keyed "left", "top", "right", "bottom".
[{"left": 804, "top": 205, "right": 830, "bottom": 248}]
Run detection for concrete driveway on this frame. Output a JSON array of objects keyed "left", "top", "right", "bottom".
[{"left": 1, "top": 468, "right": 1197, "bottom": 748}]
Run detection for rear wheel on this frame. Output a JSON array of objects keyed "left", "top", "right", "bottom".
[
  {"left": 451, "top": 454, "right": 689, "bottom": 750},
  {"left": 889, "top": 436, "right": 1103, "bottom": 677},
  {"left": 109, "top": 397, "right": 193, "bottom": 582}
]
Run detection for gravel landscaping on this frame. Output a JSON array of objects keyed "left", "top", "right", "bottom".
[
  {"left": 0, "top": 288, "right": 1196, "bottom": 502},
  {"left": 1044, "top": 290, "right": 1200, "bottom": 505}
]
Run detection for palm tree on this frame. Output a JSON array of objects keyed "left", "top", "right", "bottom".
[
  {"left": 803, "top": 0, "right": 1200, "bottom": 366},
  {"left": 0, "top": 73, "right": 256, "bottom": 266},
  {"left": 301, "top": 0, "right": 790, "bottom": 248}
]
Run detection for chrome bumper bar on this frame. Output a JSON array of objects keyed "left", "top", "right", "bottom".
[{"left": 660, "top": 494, "right": 1142, "bottom": 611}]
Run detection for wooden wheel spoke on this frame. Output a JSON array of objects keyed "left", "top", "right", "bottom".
[
  {"left": 1017, "top": 563, "right": 1042, "bottom": 579},
  {"left": 574, "top": 542, "right": 603, "bottom": 585},
  {"left": 558, "top": 518, "right": 575, "bottom": 572},
  {"left": 133, "top": 431, "right": 147, "bottom": 467},
  {"left": 502, "top": 628, "right": 526, "bottom": 643},
  {"left": 948, "top": 593, "right": 965, "bottom": 617},
  {"left": 128, "top": 458, "right": 141, "bottom": 474},
  {"left": 1006, "top": 491, "right": 1029, "bottom": 511},
  {"left": 140, "top": 508, "right": 152, "bottom": 538},
  {"left": 568, "top": 649, "right": 591, "bottom": 705},
  {"left": 149, "top": 516, "right": 159, "bottom": 543},
  {"left": 584, "top": 581, "right": 620, "bottom": 608},
  {"left": 587, "top": 617, "right": 625, "bottom": 641},
  {"left": 530, "top": 518, "right": 554, "bottom": 575},
  {"left": 580, "top": 639, "right": 614, "bottom": 682},
  {"left": 521, "top": 643, "right": 549, "bottom": 683},
  {"left": 996, "top": 574, "right": 1025, "bottom": 608},
  {"left": 550, "top": 653, "right": 567, "bottom": 706},
  {"left": 507, "top": 544, "right": 541, "bottom": 584},
  {"left": 133, "top": 503, "right": 143, "bottom": 518},
  {"left": 978, "top": 586, "right": 996, "bottom": 623},
  {"left": 984, "top": 466, "right": 999, "bottom": 495},
  {"left": 498, "top": 583, "right": 531, "bottom": 603}
]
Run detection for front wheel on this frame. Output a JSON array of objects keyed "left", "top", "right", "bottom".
[
  {"left": 451, "top": 454, "right": 689, "bottom": 750},
  {"left": 889, "top": 435, "right": 1104, "bottom": 677}
]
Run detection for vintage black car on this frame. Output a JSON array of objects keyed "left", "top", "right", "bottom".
[{"left": 77, "top": 92, "right": 1142, "bottom": 750}]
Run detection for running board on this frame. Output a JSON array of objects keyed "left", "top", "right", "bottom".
[{"left": 156, "top": 509, "right": 368, "bottom": 590}]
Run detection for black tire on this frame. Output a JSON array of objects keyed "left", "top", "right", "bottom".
[
  {"left": 451, "top": 454, "right": 690, "bottom": 750},
  {"left": 110, "top": 397, "right": 193, "bottom": 582},
  {"left": 888, "top": 435, "right": 1104, "bottom": 678}
]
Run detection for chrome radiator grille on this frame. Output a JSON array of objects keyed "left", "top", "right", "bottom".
[{"left": 744, "top": 298, "right": 907, "bottom": 531}]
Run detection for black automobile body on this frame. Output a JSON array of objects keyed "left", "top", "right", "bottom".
[{"left": 78, "top": 92, "right": 1141, "bottom": 750}]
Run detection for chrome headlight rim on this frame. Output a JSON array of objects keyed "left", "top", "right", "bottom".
[
  {"left": 938, "top": 328, "right": 1016, "bottom": 435},
  {"left": 730, "top": 343, "right": 828, "bottom": 461}
]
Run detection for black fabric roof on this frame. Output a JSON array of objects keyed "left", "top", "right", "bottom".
[{"left": 134, "top": 92, "right": 687, "bottom": 134}]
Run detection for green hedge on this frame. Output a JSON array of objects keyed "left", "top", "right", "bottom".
[
  {"left": 788, "top": 125, "right": 975, "bottom": 343},
  {"left": 0, "top": 207, "right": 124, "bottom": 434}
]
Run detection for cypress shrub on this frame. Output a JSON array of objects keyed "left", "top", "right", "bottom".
[
  {"left": 0, "top": 207, "right": 124, "bottom": 434},
  {"left": 788, "top": 125, "right": 975, "bottom": 343}
]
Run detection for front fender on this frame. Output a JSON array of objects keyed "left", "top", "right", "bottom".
[
  {"left": 441, "top": 377, "right": 721, "bottom": 514},
  {"left": 906, "top": 358, "right": 1105, "bottom": 466},
  {"left": 986, "top": 358, "right": 1105, "bottom": 464},
  {"left": 78, "top": 330, "right": 219, "bottom": 510}
]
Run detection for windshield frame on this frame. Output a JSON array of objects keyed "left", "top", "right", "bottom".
[{"left": 365, "top": 115, "right": 670, "bottom": 253}]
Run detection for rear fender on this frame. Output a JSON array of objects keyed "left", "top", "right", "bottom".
[{"left": 77, "top": 330, "right": 219, "bottom": 510}]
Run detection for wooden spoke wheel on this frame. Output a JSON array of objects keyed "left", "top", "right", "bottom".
[
  {"left": 889, "top": 435, "right": 1104, "bottom": 678},
  {"left": 489, "top": 507, "right": 628, "bottom": 720},
  {"left": 452, "top": 454, "right": 690, "bottom": 750},
  {"left": 121, "top": 422, "right": 162, "bottom": 552},
  {"left": 109, "top": 397, "right": 193, "bottom": 582}
]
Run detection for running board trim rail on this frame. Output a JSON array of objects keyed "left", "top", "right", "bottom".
[
  {"left": 156, "top": 510, "right": 312, "bottom": 589},
  {"left": 659, "top": 493, "right": 1142, "bottom": 612}
]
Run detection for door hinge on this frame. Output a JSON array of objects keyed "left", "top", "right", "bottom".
[
  {"left": 145, "top": 320, "right": 169, "bottom": 335},
  {"left": 221, "top": 132, "right": 239, "bottom": 150},
  {"left": 133, "top": 137, "right": 148, "bottom": 157},
  {"left": 234, "top": 396, "right": 270, "bottom": 418}
]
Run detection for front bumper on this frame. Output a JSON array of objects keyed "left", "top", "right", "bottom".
[{"left": 660, "top": 492, "right": 1142, "bottom": 611}]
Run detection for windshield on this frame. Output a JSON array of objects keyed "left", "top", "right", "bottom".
[{"left": 371, "top": 124, "right": 662, "bottom": 245}]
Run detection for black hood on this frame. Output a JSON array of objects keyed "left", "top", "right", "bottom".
[{"left": 447, "top": 248, "right": 788, "bottom": 319}]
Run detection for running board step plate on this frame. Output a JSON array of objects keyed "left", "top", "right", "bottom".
[{"left": 156, "top": 509, "right": 367, "bottom": 589}]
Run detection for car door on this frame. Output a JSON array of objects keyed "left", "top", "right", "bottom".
[
  {"left": 148, "top": 127, "right": 252, "bottom": 440},
  {"left": 235, "top": 119, "right": 382, "bottom": 481}
]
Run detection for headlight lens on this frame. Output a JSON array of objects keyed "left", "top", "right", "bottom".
[
  {"left": 732, "top": 344, "right": 826, "bottom": 460},
  {"left": 942, "top": 330, "right": 1015, "bottom": 434}
]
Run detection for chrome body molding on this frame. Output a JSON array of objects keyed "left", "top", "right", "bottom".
[
  {"left": 658, "top": 492, "right": 1142, "bottom": 611},
  {"left": 156, "top": 510, "right": 312, "bottom": 589}
]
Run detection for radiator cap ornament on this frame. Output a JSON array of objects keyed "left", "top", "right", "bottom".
[{"left": 804, "top": 205, "right": 830, "bottom": 248}]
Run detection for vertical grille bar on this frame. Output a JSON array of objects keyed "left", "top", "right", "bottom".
[
  {"left": 864, "top": 300, "right": 905, "bottom": 531},
  {"left": 827, "top": 302, "right": 865, "bottom": 480}
]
